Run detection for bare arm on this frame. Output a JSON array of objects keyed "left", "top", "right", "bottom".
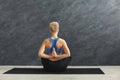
[{"left": 38, "top": 40, "right": 54, "bottom": 59}]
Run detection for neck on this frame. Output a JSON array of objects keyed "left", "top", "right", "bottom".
[{"left": 51, "top": 33, "right": 58, "bottom": 39}]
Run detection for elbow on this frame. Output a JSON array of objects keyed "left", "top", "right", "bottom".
[
  {"left": 67, "top": 53, "right": 71, "bottom": 57},
  {"left": 38, "top": 53, "right": 42, "bottom": 58},
  {"left": 68, "top": 54, "right": 71, "bottom": 57},
  {"left": 64, "top": 52, "right": 71, "bottom": 57}
]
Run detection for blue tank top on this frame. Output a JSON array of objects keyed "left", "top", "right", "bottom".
[{"left": 45, "top": 37, "right": 64, "bottom": 54}]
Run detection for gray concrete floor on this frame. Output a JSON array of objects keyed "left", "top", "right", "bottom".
[{"left": 0, "top": 66, "right": 120, "bottom": 80}]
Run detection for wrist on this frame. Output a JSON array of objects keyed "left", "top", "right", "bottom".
[
  {"left": 55, "top": 54, "right": 60, "bottom": 58},
  {"left": 48, "top": 55, "right": 54, "bottom": 59}
]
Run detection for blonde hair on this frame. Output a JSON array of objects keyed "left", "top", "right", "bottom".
[{"left": 49, "top": 22, "right": 59, "bottom": 33}]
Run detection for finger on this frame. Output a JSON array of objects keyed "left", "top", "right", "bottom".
[{"left": 53, "top": 48, "right": 55, "bottom": 51}]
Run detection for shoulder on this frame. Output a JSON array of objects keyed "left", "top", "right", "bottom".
[
  {"left": 59, "top": 38, "right": 66, "bottom": 44},
  {"left": 42, "top": 38, "right": 50, "bottom": 44}
]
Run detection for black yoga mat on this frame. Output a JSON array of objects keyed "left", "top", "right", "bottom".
[{"left": 4, "top": 68, "right": 104, "bottom": 74}]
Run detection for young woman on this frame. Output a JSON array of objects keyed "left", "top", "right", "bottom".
[{"left": 38, "top": 22, "right": 71, "bottom": 72}]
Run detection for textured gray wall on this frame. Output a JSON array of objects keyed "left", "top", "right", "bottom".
[{"left": 0, "top": 0, "right": 120, "bottom": 65}]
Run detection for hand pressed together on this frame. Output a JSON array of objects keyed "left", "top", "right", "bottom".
[
  {"left": 51, "top": 48, "right": 58, "bottom": 58},
  {"left": 49, "top": 48, "right": 60, "bottom": 61}
]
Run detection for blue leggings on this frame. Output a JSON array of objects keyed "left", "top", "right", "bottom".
[{"left": 41, "top": 57, "right": 71, "bottom": 72}]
